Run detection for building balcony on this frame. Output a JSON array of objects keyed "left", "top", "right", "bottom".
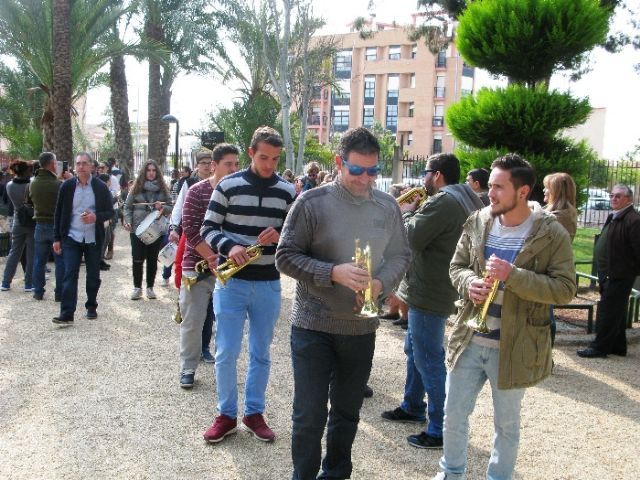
[
  {"left": 463, "top": 65, "right": 474, "bottom": 77},
  {"left": 308, "top": 115, "right": 328, "bottom": 126},
  {"left": 434, "top": 87, "right": 445, "bottom": 98},
  {"left": 332, "top": 96, "right": 351, "bottom": 106},
  {"left": 432, "top": 116, "right": 444, "bottom": 127}
]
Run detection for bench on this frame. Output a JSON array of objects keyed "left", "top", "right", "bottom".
[{"left": 553, "top": 303, "right": 595, "bottom": 333}]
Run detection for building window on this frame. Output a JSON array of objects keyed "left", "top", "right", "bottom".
[
  {"left": 386, "top": 105, "right": 398, "bottom": 131},
  {"left": 408, "top": 103, "right": 415, "bottom": 118},
  {"left": 388, "top": 45, "right": 401, "bottom": 60},
  {"left": 335, "top": 79, "right": 351, "bottom": 101},
  {"left": 333, "top": 106, "right": 349, "bottom": 132},
  {"left": 363, "top": 106, "right": 375, "bottom": 127},
  {"left": 387, "top": 74, "right": 399, "bottom": 99},
  {"left": 335, "top": 50, "right": 352, "bottom": 78},
  {"left": 364, "top": 75, "right": 375, "bottom": 102},
  {"left": 309, "top": 106, "right": 321, "bottom": 125},
  {"left": 436, "top": 50, "right": 446, "bottom": 68},
  {"left": 411, "top": 44, "right": 417, "bottom": 59},
  {"left": 407, "top": 132, "right": 413, "bottom": 146},
  {"left": 433, "top": 105, "right": 444, "bottom": 127},
  {"left": 433, "top": 134, "right": 443, "bottom": 154},
  {"left": 366, "top": 47, "right": 377, "bottom": 61},
  {"left": 463, "top": 62, "right": 474, "bottom": 77},
  {"left": 410, "top": 73, "right": 416, "bottom": 88},
  {"left": 435, "top": 75, "right": 446, "bottom": 98}
]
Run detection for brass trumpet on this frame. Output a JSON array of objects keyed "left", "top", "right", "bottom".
[
  {"left": 466, "top": 275, "right": 500, "bottom": 334},
  {"left": 396, "top": 186, "right": 428, "bottom": 208},
  {"left": 194, "top": 244, "right": 264, "bottom": 287},
  {"left": 353, "top": 238, "right": 381, "bottom": 318}
]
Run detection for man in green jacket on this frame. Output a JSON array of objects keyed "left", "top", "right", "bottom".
[
  {"left": 381, "top": 153, "right": 484, "bottom": 449},
  {"left": 29, "top": 152, "right": 68, "bottom": 301},
  {"left": 432, "top": 154, "right": 575, "bottom": 480}
]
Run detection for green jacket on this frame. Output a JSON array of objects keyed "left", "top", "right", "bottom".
[
  {"left": 396, "top": 184, "right": 484, "bottom": 315},
  {"left": 29, "top": 169, "right": 61, "bottom": 224},
  {"left": 448, "top": 203, "right": 576, "bottom": 390}
]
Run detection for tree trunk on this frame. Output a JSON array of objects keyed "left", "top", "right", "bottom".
[
  {"left": 110, "top": 53, "right": 134, "bottom": 179},
  {"left": 41, "top": 96, "right": 55, "bottom": 151},
  {"left": 145, "top": 8, "right": 170, "bottom": 165},
  {"left": 52, "top": 0, "right": 73, "bottom": 163}
]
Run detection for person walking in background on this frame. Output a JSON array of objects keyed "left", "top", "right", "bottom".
[
  {"left": 52, "top": 153, "right": 113, "bottom": 324},
  {"left": 465, "top": 168, "right": 490, "bottom": 206},
  {"left": 577, "top": 184, "right": 640, "bottom": 358},
  {"left": 433, "top": 154, "right": 575, "bottom": 480},
  {"left": 276, "top": 127, "right": 411, "bottom": 480},
  {"left": 123, "top": 159, "right": 173, "bottom": 300},
  {"left": 98, "top": 161, "right": 120, "bottom": 261},
  {"left": 200, "top": 126, "right": 296, "bottom": 444},
  {"left": 381, "top": 153, "right": 484, "bottom": 450},
  {"left": 301, "top": 161, "right": 320, "bottom": 192},
  {"left": 543, "top": 172, "right": 578, "bottom": 344},
  {"left": 29, "top": 152, "right": 68, "bottom": 301},
  {"left": 1, "top": 160, "right": 35, "bottom": 292}
]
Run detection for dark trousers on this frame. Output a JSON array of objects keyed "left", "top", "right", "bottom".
[
  {"left": 202, "top": 299, "right": 215, "bottom": 352},
  {"left": 592, "top": 274, "right": 635, "bottom": 354},
  {"left": 130, "top": 233, "right": 162, "bottom": 288},
  {"left": 33, "top": 222, "right": 65, "bottom": 298},
  {"left": 290, "top": 325, "right": 375, "bottom": 480},
  {"left": 59, "top": 237, "right": 101, "bottom": 319}
]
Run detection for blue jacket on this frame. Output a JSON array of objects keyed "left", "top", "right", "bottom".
[{"left": 54, "top": 176, "right": 113, "bottom": 247}]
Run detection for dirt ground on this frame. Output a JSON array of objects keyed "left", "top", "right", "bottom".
[{"left": 0, "top": 233, "right": 639, "bottom": 480}]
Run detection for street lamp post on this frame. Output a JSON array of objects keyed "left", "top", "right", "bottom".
[{"left": 161, "top": 114, "right": 179, "bottom": 171}]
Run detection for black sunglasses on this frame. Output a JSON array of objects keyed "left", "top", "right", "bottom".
[{"left": 422, "top": 169, "right": 438, "bottom": 176}]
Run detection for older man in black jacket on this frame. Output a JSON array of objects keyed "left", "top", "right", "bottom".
[
  {"left": 52, "top": 152, "right": 113, "bottom": 325},
  {"left": 578, "top": 184, "right": 640, "bottom": 358}
]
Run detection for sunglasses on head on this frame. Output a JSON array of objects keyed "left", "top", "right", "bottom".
[{"left": 342, "top": 159, "right": 380, "bottom": 176}]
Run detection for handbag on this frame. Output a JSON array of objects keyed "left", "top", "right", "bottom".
[{"left": 16, "top": 184, "right": 36, "bottom": 228}]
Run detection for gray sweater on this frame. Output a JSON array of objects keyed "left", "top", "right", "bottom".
[{"left": 276, "top": 180, "right": 411, "bottom": 335}]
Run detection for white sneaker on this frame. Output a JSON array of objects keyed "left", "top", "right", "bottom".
[
  {"left": 130, "top": 288, "right": 142, "bottom": 300},
  {"left": 161, "top": 277, "right": 170, "bottom": 287},
  {"left": 146, "top": 287, "right": 157, "bottom": 299}
]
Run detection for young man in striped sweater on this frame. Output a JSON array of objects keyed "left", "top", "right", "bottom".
[
  {"left": 200, "top": 126, "right": 296, "bottom": 444},
  {"left": 178, "top": 144, "right": 240, "bottom": 389}
]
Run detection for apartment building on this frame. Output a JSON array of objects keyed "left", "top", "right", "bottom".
[{"left": 308, "top": 23, "right": 474, "bottom": 156}]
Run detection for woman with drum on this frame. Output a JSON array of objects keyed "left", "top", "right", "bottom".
[{"left": 123, "top": 160, "right": 173, "bottom": 300}]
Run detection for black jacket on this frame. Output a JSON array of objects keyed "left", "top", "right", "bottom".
[
  {"left": 54, "top": 176, "right": 113, "bottom": 247},
  {"left": 604, "top": 206, "right": 640, "bottom": 279}
]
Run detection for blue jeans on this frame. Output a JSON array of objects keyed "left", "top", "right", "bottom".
[
  {"left": 59, "top": 237, "right": 102, "bottom": 319},
  {"left": 400, "top": 307, "right": 447, "bottom": 437},
  {"left": 213, "top": 278, "right": 281, "bottom": 418},
  {"left": 290, "top": 325, "right": 375, "bottom": 480},
  {"left": 439, "top": 342, "right": 525, "bottom": 480},
  {"left": 32, "top": 223, "right": 65, "bottom": 298}
]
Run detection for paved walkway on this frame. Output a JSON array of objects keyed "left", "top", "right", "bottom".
[{"left": 0, "top": 234, "right": 639, "bottom": 479}]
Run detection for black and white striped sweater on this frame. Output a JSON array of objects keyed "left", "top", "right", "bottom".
[{"left": 201, "top": 167, "right": 296, "bottom": 281}]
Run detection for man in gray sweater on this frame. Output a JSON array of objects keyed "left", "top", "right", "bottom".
[{"left": 276, "top": 127, "right": 410, "bottom": 480}]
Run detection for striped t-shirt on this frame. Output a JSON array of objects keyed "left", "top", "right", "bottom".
[
  {"left": 200, "top": 167, "right": 296, "bottom": 281},
  {"left": 473, "top": 213, "right": 533, "bottom": 347}
]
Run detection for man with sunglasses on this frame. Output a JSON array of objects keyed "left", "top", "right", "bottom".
[
  {"left": 276, "top": 127, "right": 410, "bottom": 480},
  {"left": 381, "top": 153, "right": 484, "bottom": 450},
  {"left": 577, "top": 184, "right": 640, "bottom": 358}
]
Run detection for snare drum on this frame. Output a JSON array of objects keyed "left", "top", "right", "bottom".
[
  {"left": 158, "top": 241, "right": 177, "bottom": 267},
  {"left": 135, "top": 211, "right": 169, "bottom": 245}
]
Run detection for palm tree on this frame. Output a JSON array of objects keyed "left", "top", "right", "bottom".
[{"left": 0, "top": 0, "right": 145, "bottom": 155}]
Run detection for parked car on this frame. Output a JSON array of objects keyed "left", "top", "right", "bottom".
[{"left": 582, "top": 188, "right": 610, "bottom": 210}]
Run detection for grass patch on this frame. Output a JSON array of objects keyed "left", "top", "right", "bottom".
[{"left": 573, "top": 227, "right": 600, "bottom": 274}]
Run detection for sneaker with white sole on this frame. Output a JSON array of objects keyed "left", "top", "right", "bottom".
[
  {"left": 203, "top": 415, "right": 237, "bottom": 443},
  {"left": 146, "top": 287, "right": 157, "bottom": 299},
  {"left": 242, "top": 413, "right": 275, "bottom": 442},
  {"left": 130, "top": 288, "right": 142, "bottom": 300}
]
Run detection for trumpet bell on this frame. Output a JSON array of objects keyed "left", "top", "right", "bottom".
[
  {"left": 357, "top": 301, "right": 381, "bottom": 318},
  {"left": 465, "top": 312, "right": 490, "bottom": 334}
]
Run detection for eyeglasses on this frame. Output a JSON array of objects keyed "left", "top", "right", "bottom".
[
  {"left": 342, "top": 159, "right": 380, "bottom": 176},
  {"left": 422, "top": 169, "right": 438, "bottom": 176}
]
